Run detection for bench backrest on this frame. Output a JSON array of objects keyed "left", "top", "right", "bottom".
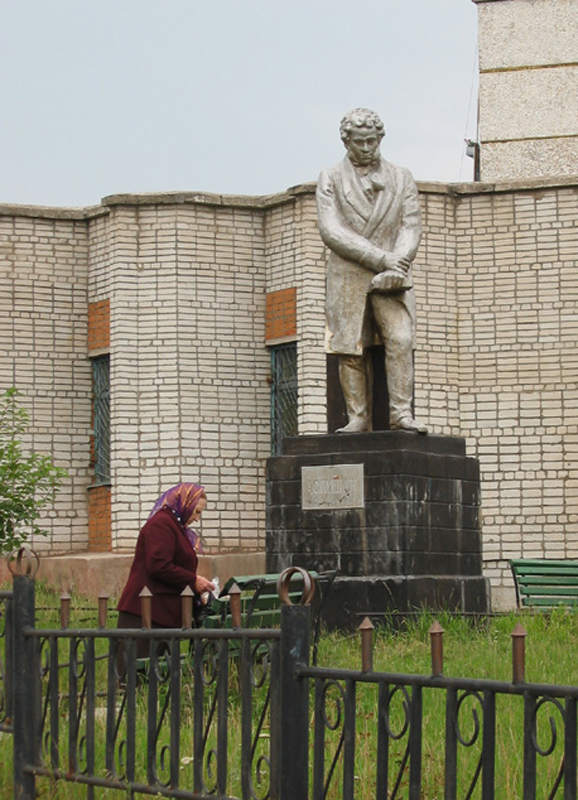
[
  {"left": 510, "top": 559, "right": 578, "bottom": 608},
  {"left": 201, "top": 570, "right": 323, "bottom": 630}
]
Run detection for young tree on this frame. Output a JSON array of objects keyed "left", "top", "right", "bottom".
[{"left": 0, "top": 388, "right": 67, "bottom": 553}]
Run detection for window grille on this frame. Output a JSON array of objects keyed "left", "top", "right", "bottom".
[
  {"left": 92, "top": 355, "right": 110, "bottom": 484},
  {"left": 270, "top": 343, "right": 298, "bottom": 455}
]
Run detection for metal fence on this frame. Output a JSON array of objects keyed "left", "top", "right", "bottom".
[
  {"left": 2, "top": 565, "right": 578, "bottom": 799},
  {"left": 7, "top": 574, "right": 282, "bottom": 800},
  {"left": 301, "top": 622, "right": 578, "bottom": 799}
]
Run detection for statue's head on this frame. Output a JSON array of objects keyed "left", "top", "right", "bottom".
[{"left": 340, "top": 108, "right": 384, "bottom": 167}]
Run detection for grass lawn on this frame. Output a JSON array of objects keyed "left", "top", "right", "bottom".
[{"left": 2, "top": 583, "right": 578, "bottom": 797}]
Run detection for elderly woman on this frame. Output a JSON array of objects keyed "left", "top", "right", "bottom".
[{"left": 117, "top": 482, "right": 215, "bottom": 640}]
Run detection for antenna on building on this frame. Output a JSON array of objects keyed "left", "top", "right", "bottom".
[
  {"left": 465, "top": 139, "right": 481, "bottom": 181},
  {"left": 459, "top": 42, "right": 480, "bottom": 180}
]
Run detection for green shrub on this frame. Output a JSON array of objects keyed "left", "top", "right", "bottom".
[{"left": 0, "top": 387, "right": 67, "bottom": 553}]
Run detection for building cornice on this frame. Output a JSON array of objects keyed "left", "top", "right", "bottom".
[
  {"left": 0, "top": 203, "right": 108, "bottom": 220},
  {"left": 2, "top": 174, "right": 578, "bottom": 220}
]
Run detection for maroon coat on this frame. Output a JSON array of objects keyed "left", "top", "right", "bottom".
[{"left": 117, "top": 508, "right": 198, "bottom": 627}]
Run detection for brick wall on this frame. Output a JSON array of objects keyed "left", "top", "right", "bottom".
[
  {"left": 88, "top": 484, "right": 112, "bottom": 551},
  {"left": 265, "top": 288, "right": 296, "bottom": 341},
  {"left": 414, "top": 188, "right": 460, "bottom": 433},
  {"left": 2, "top": 178, "right": 578, "bottom": 608},
  {"left": 453, "top": 184, "right": 578, "bottom": 607},
  {"left": 88, "top": 299, "right": 110, "bottom": 352},
  {"left": 263, "top": 187, "right": 327, "bottom": 432},
  {"left": 0, "top": 206, "right": 100, "bottom": 552},
  {"left": 89, "top": 198, "right": 270, "bottom": 553}
]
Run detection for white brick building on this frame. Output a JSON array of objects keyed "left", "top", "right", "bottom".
[{"left": 2, "top": 176, "right": 578, "bottom": 608}]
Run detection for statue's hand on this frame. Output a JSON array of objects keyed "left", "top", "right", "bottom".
[
  {"left": 371, "top": 269, "right": 410, "bottom": 293},
  {"left": 379, "top": 253, "right": 412, "bottom": 274}
]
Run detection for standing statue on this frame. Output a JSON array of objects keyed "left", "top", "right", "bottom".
[{"left": 316, "top": 108, "right": 427, "bottom": 434}]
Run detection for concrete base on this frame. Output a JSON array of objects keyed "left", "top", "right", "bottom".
[
  {"left": 322, "top": 575, "right": 490, "bottom": 631},
  {"left": 266, "top": 431, "right": 490, "bottom": 630},
  {"left": 0, "top": 550, "right": 266, "bottom": 601},
  {"left": 490, "top": 585, "right": 517, "bottom": 612}
]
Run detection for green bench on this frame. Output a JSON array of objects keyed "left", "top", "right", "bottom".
[
  {"left": 201, "top": 569, "right": 335, "bottom": 630},
  {"left": 510, "top": 559, "right": 578, "bottom": 609}
]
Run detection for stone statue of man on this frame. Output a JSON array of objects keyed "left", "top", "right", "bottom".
[{"left": 316, "top": 108, "right": 427, "bottom": 434}]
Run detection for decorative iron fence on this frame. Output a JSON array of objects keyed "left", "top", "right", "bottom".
[
  {"left": 2, "top": 557, "right": 578, "bottom": 799},
  {"left": 8, "top": 575, "right": 281, "bottom": 800},
  {"left": 300, "top": 629, "right": 578, "bottom": 799}
]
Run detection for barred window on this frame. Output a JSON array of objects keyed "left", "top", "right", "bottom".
[
  {"left": 270, "top": 343, "right": 298, "bottom": 455},
  {"left": 92, "top": 355, "right": 110, "bottom": 484}
]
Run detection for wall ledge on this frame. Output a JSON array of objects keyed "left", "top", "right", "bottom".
[{"left": 2, "top": 175, "right": 578, "bottom": 221}]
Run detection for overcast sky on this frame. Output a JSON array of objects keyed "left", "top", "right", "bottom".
[{"left": 1, "top": 0, "right": 479, "bottom": 208}]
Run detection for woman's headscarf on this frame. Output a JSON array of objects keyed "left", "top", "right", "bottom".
[{"left": 147, "top": 482, "right": 206, "bottom": 553}]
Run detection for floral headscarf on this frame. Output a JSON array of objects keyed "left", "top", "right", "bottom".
[{"left": 148, "top": 483, "right": 206, "bottom": 553}]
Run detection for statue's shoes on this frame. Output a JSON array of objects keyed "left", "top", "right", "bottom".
[
  {"left": 336, "top": 418, "right": 369, "bottom": 433},
  {"left": 390, "top": 417, "right": 428, "bottom": 434}
]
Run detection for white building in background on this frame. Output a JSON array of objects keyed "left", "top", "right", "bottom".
[{"left": 474, "top": 0, "right": 578, "bottom": 181}]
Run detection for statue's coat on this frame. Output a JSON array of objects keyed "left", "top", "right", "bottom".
[{"left": 316, "top": 156, "right": 422, "bottom": 356}]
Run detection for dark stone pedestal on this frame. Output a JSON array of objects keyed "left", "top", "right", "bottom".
[{"left": 266, "top": 431, "right": 490, "bottom": 630}]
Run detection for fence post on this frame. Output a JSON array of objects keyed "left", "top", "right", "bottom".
[
  {"left": 511, "top": 623, "right": 526, "bottom": 684},
  {"left": 3, "top": 590, "right": 14, "bottom": 726},
  {"left": 98, "top": 592, "right": 109, "bottom": 628},
  {"left": 278, "top": 589, "right": 311, "bottom": 800},
  {"left": 359, "top": 617, "right": 374, "bottom": 672},
  {"left": 12, "top": 574, "right": 39, "bottom": 800}
]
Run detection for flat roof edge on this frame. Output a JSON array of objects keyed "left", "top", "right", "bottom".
[
  {"left": 2, "top": 175, "right": 578, "bottom": 219},
  {"left": 0, "top": 203, "right": 108, "bottom": 220}
]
